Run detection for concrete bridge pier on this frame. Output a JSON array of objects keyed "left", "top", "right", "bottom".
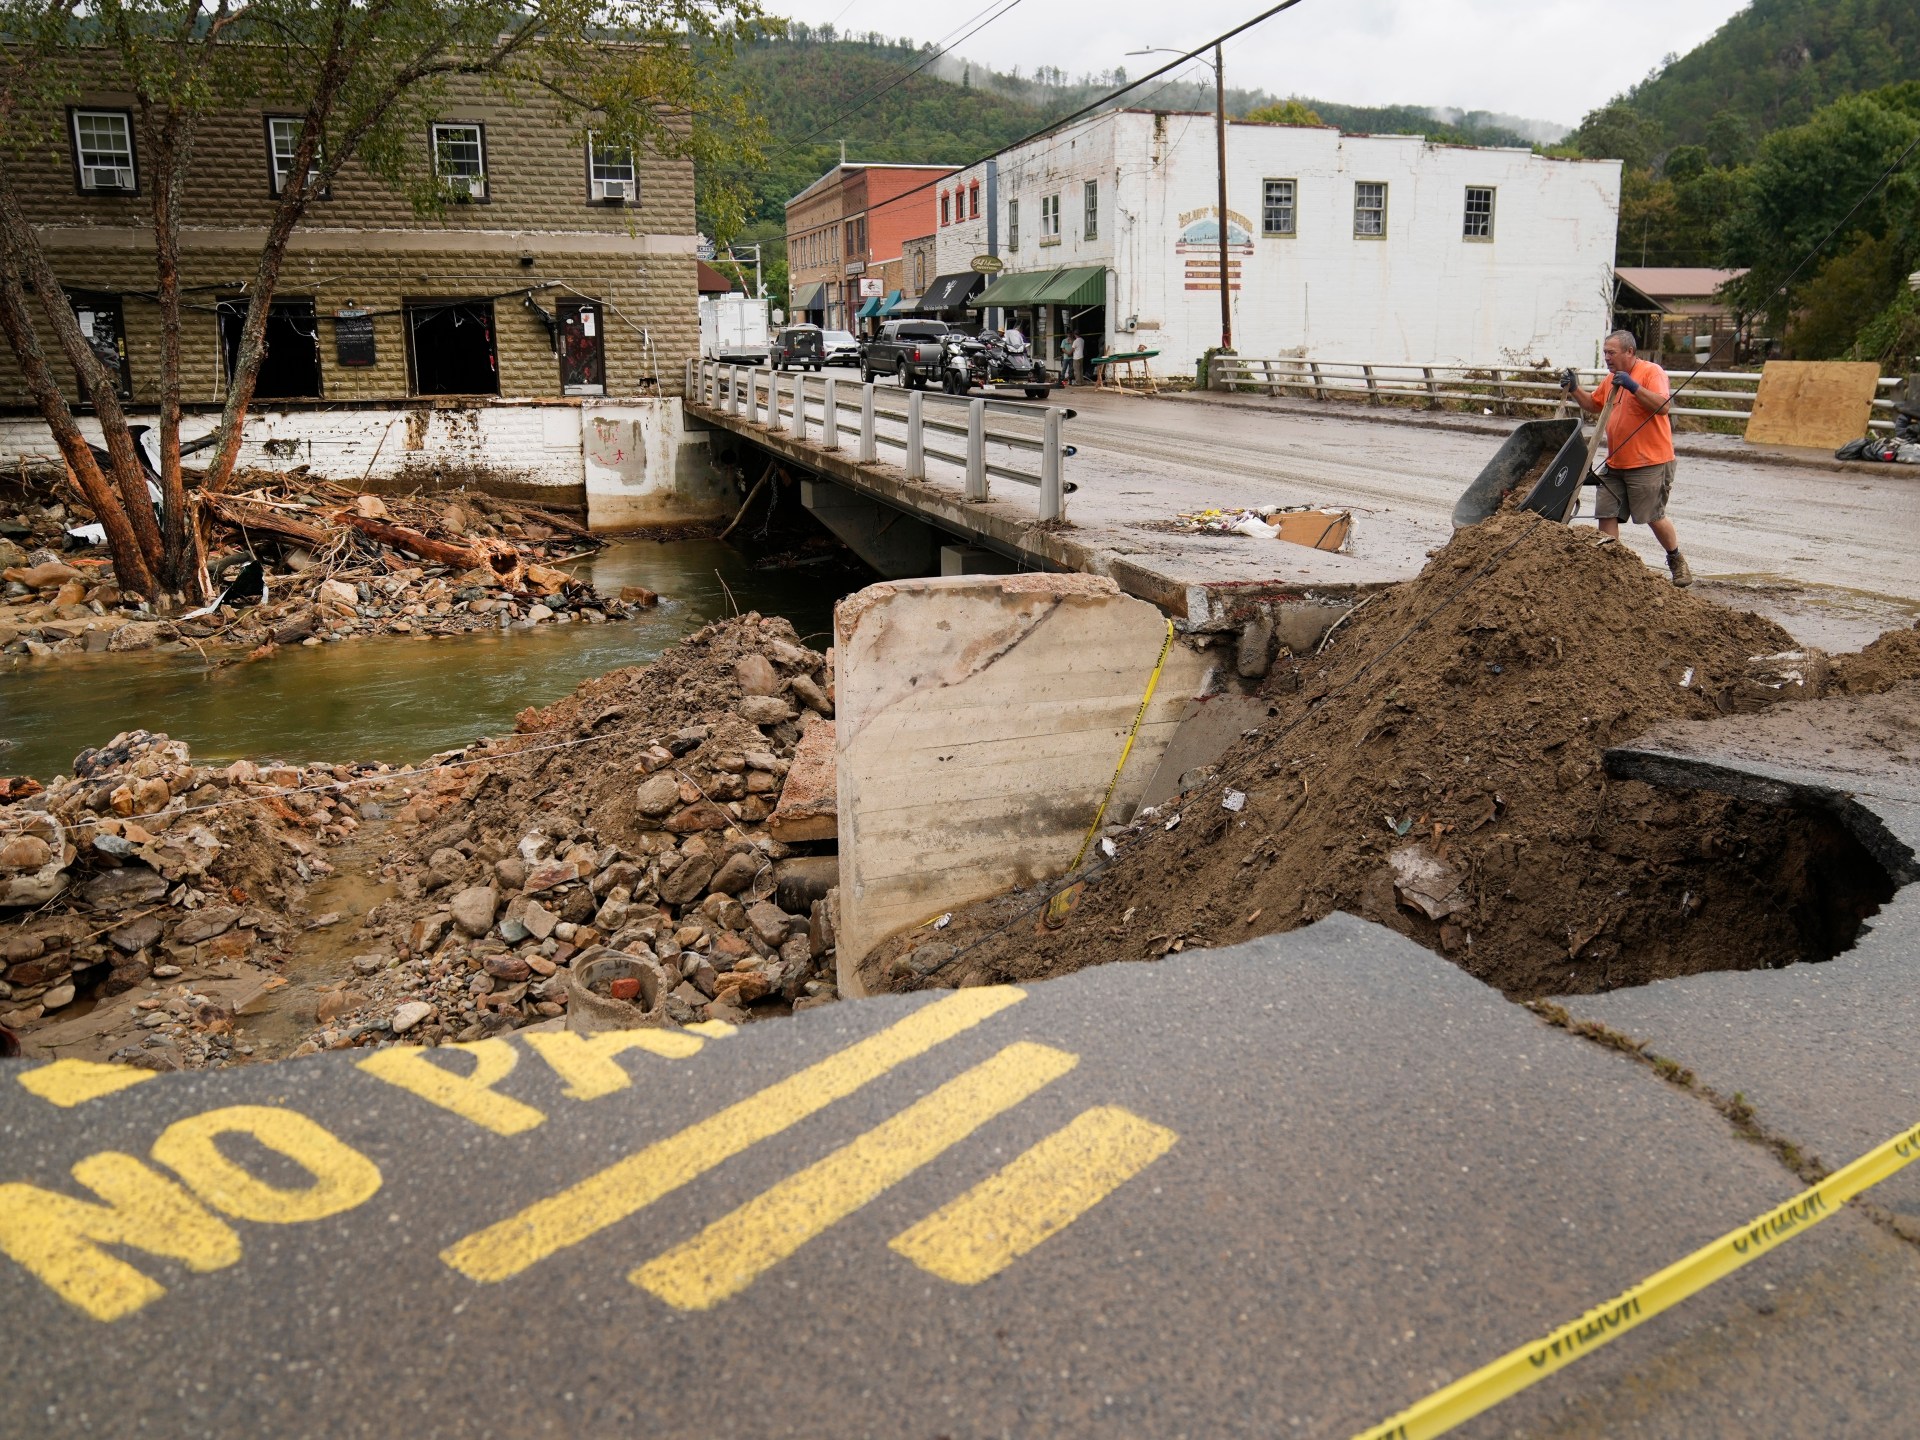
[{"left": 799, "top": 478, "right": 944, "bottom": 579}]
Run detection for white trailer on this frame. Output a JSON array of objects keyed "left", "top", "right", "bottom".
[{"left": 700, "top": 294, "right": 770, "bottom": 364}]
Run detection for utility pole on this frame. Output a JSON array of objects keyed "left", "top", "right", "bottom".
[
  {"left": 1214, "top": 42, "right": 1232, "bottom": 352},
  {"left": 1133, "top": 43, "right": 1234, "bottom": 351}
]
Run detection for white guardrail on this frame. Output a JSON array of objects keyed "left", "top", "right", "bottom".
[
  {"left": 687, "top": 357, "right": 1068, "bottom": 522},
  {"left": 1210, "top": 357, "right": 1906, "bottom": 433}
]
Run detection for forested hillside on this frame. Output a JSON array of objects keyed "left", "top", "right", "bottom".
[
  {"left": 1552, "top": 0, "right": 1920, "bottom": 361},
  {"left": 1620, "top": 0, "right": 1920, "bottom": 150}
]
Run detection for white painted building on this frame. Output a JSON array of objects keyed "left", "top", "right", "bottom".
[{"left": 932, "top": 110, "right": 1622, "bottom": 374}]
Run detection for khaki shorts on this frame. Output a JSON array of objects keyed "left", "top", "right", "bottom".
[{"left": 1594, "top": 460, "right": 1675, "bottom": 525}]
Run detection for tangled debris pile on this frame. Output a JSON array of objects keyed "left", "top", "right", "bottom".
[
  {"left": 869, "top": 513, "right": 1896, "bottom": 1000},
  {"left": 279, "top": 614, "right": 840, "bottom": 1053},
  {"left": 2, "top": 478, "right": 650, "bottom": 659},
  {"left": 0, "top": 730, "right": 396, "bottom": 1066}
]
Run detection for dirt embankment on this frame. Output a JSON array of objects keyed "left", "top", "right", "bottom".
[
  {"left": 269, "top": 614, "right": 841, "bottom": 1054},
  {"left": 870, "top": 513, "right": 1901, "bottom": 1000}
]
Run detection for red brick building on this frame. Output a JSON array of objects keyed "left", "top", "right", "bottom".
[{"left": 786, "top": 162, "right": 953, "bottom": 331}]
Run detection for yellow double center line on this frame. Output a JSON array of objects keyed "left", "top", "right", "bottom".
[{"left": 441, "top": 987, "right": 1026, "bottom": 1284}]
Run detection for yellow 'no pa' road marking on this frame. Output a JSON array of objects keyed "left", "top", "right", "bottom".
[
  {"left": 441, "top": 986, "right": 1026, "bottom": 1283},
  {"left": 890, "top": 1106, "right": 1177, "bottom": 1285},
  {"left": 17, "top": 1060, "right": 156, "bottom": 1108},
  {"left": 633, "top": 1041, "right": 1077, "bottom": 1310}
]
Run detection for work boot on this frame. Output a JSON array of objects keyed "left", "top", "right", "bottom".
[{"left": 1667, "top": 549, "right": 1693, "bottom": 587}]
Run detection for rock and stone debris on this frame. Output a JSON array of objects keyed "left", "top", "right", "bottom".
[
  {"left": 0, "top": 729, "right": 396, "bottom": 1068},
  {"left": 274, "top": 614, "right": 841, "bottom": 1053},
  {"left": 867, "top": 513, "right": 1903, "bottom": 1001}
]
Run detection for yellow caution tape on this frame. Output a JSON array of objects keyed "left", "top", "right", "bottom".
[
  {"left": 1046, "top": 619, "right": 1176, "bottom": 928},
  {"left": 1353, "top": 1115, "right": 1920, "bottom": 1440}
]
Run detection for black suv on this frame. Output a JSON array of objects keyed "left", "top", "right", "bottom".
[
  {"left": 862, "top": 320, "right": 951, "bottom": 388},
  {"left": 770, "top": 324, "right": 825, "bottom": 371}
]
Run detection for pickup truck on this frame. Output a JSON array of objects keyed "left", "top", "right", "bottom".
[{"left": 861, "top": 319, "right": 951, "bottom": 388}]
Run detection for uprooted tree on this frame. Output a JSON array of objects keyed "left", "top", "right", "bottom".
[{"left": 0, "top": 0, "right": 767, "bottom": 601}]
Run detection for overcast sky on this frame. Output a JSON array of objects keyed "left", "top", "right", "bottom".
[{"left": 767, "top": 0, "right": 1752, "bottom": 131}]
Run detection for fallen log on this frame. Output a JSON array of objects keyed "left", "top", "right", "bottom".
[
  {"left": 331, "top": 511, "right": 527, "bottom": 588},
  {"left": 200, "top": 495, "right": 331, "bottom": 550}
]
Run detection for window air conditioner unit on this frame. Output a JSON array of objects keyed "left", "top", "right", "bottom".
[
  {"left": 597, "top": 178, "right": 632, "bottom": 202},
  {"left": 84, "top": 165, "right": 133, "bottom": 191}
]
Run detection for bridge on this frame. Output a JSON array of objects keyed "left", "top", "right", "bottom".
[{"left": 681, "top": 357, "right": 1415, "bottom": 643}]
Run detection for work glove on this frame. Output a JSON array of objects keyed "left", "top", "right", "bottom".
[
  {"left": 1558, "top": 368, "right": 1577, "bottom": 392},
  {"left": 1612, "top": 371, "right": 1640, "bottom": 395}
]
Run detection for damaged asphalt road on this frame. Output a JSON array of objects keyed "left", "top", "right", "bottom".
[{"left": 5, "top": 913, "right": 1919, "bottom": 1439}]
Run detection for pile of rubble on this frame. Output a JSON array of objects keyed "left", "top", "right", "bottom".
[
  {"left": 1, "top": 478, "right": 651, "bottom": 659},
  {"left": 279, "top": 614, "right": 841, "bottom": 1053},
  {"left": 1, "top": 729, "right": 395, "bottom": 1064}
]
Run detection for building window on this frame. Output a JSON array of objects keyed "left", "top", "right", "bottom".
[
  {"left": 1083, "top": 179, "right": 1097, "bottom": 240},
  {"left": 856, "top": 216, "right": 866, "bottom": 254},
  {"left": 1262, "top": 178, "right": 1296, "bottom": 236},
  {"left": 969, "top": 183, "right": 979, "bottom": 219},
  {"left": 406, "top": 299, "right": 498, "bottom": 395},
  {"left": 265, "top": 116, "right": 326, "bottom": 199},
  {"left": 1463, "top": 186, "right": 1495, "bottom": 240},
  {"left": 431, "top": 122, "right": 487, "bottom": 201},
  {"left": 1354, "top": 181, "right": 1386, "bottom": 238},
  {"left": 1040, "top": 193, "right": 1060, "bottom": 243},
  {"left": 588, "top": 134, "right": 636, "bottom": 204},
  {"left": 70, "top": 292, "right": 132, "bottom": 396},
  {"left": 72, "top": 109, "right": 136, "bottom": 193},
  {"left": 1008, "top": 199, "right": 1019, "bottom": 250},
  {"left": 218, "top": 297, "right": 321, "bottom": 398},
  {"left": 940, "top": 192, "right": 950, "bottom": 226}
]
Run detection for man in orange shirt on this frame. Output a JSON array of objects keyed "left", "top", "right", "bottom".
[{"left": 1564, "top": 330, "right": 1693, "bottom": 586}]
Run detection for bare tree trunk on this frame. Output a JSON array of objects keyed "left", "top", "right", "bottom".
[
  {"left": 0, "top": 251, "right": 156, "bottom": 595},
  {"left": 0, "top": 181, "right": 164, "bottom": 576},
  {"left": 146, "top": 107, "right": 207, "bottom": 598}
]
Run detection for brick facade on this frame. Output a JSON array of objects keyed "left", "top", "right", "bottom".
[
  {"left": 784, "top": 162, "right": 951, "bottom": 331},
  {"left": 7, "top": 58, "right": 701, "bottom": 406}
]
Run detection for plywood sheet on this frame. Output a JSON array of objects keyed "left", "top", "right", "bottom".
[{"left": 1745, "top": 360, "right": 1881, "bottom": 449}]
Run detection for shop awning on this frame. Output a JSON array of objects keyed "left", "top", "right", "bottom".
[
  {"left": 878, "top": 289, "right": 904, "bottom": 317},
  {"left": 855, "top": 294, "right": 882, "bottom": 319},
  {"left": 968, "top": 269, "right": 1050, "bottom": 309},
  {"left": 970, "top": 265, "right": 1107, "bottom": 309},
  {"left": 791, "top": 281, "right": 826, "bottom": 312},
  {"left": 1029, "top": 265, "right": 1106, "bottom": 306},
  {"left": 918, "top": 271, "right": 985, "bottom": 313}
]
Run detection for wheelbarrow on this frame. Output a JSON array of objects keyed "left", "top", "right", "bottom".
[{"left": 1452, "top": 391, "right": 1620, "bottom": 528}]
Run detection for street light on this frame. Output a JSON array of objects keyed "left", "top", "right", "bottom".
[{"left": 1130, "top": 43, "right": 1233, "bottom": 352}]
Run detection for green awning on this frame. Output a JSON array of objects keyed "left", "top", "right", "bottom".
[
  {"left": 855, "top": 295, "right": 882, "bottom": 319},
  {"left": 1029, "top": 265, "right": 1106, "bottom": 306},
  {"left": 968, "top": 269, "right": 1050, "bottom": 308},
  {"left": 879, "top": 289, "right": 904, "bottom": 316},
  {"left": 791, "top": 281, "right": 826, "bottom": 312},
  {"left": 969, "top": 265, "right": 1106, "bottom": 309}
]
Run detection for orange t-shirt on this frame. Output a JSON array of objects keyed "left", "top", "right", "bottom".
[{"left": 1593, "top": 358, "right": 1674, "bottom": 469}]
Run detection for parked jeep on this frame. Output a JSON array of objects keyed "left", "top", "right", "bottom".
[
  {"left": 770, "top": 324, "right": 825, "bottom": 371},
  {"left": 861, "top": 320, "right": 951, "bottom": 388}
]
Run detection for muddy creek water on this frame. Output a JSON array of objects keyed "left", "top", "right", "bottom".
[{"left": 2, "top": 538, "right": 852, "bottom": 778}]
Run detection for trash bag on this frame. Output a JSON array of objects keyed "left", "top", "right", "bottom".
[{"left": 1834, "top": 437, "right": 1871, "bottom": 460}]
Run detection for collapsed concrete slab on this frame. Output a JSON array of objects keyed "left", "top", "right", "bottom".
[
  {"left": 833, "top": 573, "right": 1210, "bottom": 993},
  {"left": 769, "top": 715, "right": 837, "bottom": 843}
]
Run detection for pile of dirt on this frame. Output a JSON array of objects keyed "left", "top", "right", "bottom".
[
  {"left": 1, "top": 730, "right": 397, "bottom": 1065},
  {"left": 1829, "top": 619, "right": 1920, "bottom": 695},
  {"left": 284, "top": 614, "right": 841, "bottom": 1052},
  {"left": 869, "top": 513, "right": 1892, "bottom": 999}
]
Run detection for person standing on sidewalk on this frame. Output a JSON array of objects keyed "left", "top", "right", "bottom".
[
  {"left": 1564, "top": 330, "right": 1693, "bottom": 586},
  {"left": 1069, "top": 331, "right": 1086, "bottom": 386}
]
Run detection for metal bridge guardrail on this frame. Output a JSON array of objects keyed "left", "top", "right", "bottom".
[
  {"left": 1210, "top": 356, "right": 1906, "bottom": 433},
  {"left": 686, "top": 358, "right": 1068, "bottom": 522}
]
